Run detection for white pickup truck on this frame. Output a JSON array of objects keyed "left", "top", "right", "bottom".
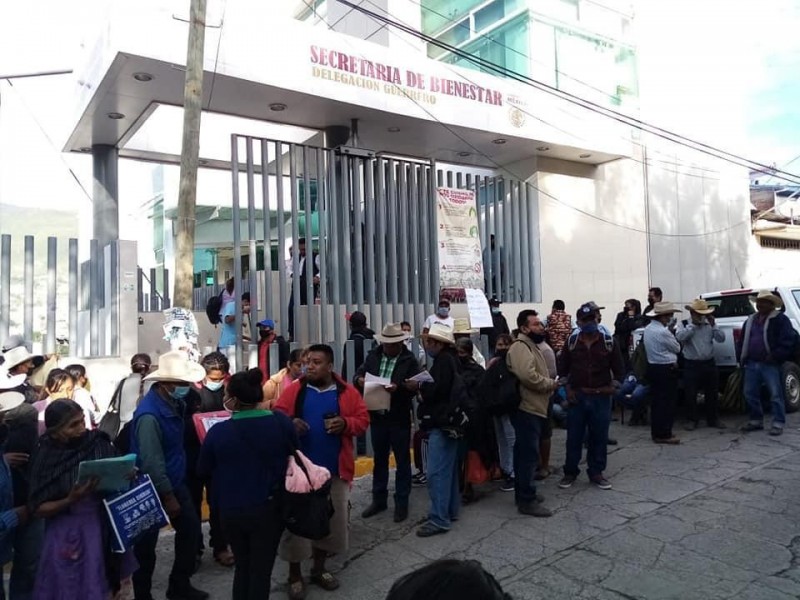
[{"left": 699, "top": 286, "right": 800, "bottom": 412}]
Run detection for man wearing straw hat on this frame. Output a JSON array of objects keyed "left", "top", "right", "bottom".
[
  {"left": 412, "top": 323, "right": 463, "bottom": 537},
  {"left": 643, "top": 302, "right": 683, "bottom": 445},
  {"left": 129, "top": 351, "right": 209, "bottom": 600},
  {"left": 676, "top": 299, "right": 726, "bottom": 431},
  {"left": 737, "top": 290, "right": 797, "bottom": 436},
  {"left": 355, "top": 323, "right": 422, "bottom": 523}
]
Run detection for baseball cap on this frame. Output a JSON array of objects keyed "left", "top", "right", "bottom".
[
  {"left": 577, "top": 302, "right": 603, "bottom": 319},
  {"left": 257, "top": 319, "right": 275, "bottom": 329}
]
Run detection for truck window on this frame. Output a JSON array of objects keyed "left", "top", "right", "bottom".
[
  {"left": 793, "top": 290, "right": 800, "bottom": 308},
  {"left": 703, "top": 294, "right": 756, "bottom": 318}
]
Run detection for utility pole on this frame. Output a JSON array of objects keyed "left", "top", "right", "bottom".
[{"left": 173, "top": 0, "right": 207, "bottom": 309}]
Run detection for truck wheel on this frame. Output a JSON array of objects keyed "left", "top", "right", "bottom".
[{"left": 783, "top": 362, "right": 800, "bottom": 414}]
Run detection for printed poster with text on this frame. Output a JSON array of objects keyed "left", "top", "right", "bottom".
[{"left": 436, "top": 187, "right": 484, "bottom": 291}]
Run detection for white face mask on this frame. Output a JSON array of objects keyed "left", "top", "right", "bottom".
[{"left": 205, "top": 380, "right": 224, "bottom": 392}]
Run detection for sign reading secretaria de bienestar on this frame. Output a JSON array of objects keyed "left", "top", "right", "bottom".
[
  {"left": 310, "top": 45, "right": 504, "bottom": 107},
  {"left": 436, "top": 187, "right": 484, "bottom": 291}
]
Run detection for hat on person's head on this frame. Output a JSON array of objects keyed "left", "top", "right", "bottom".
[
  {"left": 0, "top": 369, "right": 25, "bottom": 391},
  {"left": 645, "top": 302, "right": 682, "bottom": 317},
  {"left": 489, "top": 296, "right": 501, "bottom": 307},
  {"left": 348, "top": 311, "right": 367, "bottom": 328},
  {"left": 0, "top": 346, "right": 40, "bottom": 371},
  {"left": 144, "top": 351, "right": 206, "bottom": 383},
  {"left": 0, "top": 392, "right": 24, "bottom": 413},
  {"left": 585, "top": 301, "right": 605, "bottom": 313},
  {"left": 685, "top": 299, "right": 715, "bottom": 315},
  {"left": 755, "top": 290, "right": 783, "bottom": 308},
  {"left": 438, "top": 298, "right": 451, "bottom": 307},
  {"left": 257, "top": 319, "right": 275, "bottom": 330},
  {"left": 376, "top": 323, "right": 411, "bottom": 345},
  {"left": 577, "top": 303, "right": 601, "bottom": 320},
  {"left": 426, "top": 322, "right": 455, "bottom": 346},
  {"left": 452, "top": 318, "right": 478, "bottom": 336}
]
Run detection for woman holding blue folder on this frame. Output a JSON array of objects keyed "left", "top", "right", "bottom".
[{"left": 28, "top": 400, "right": 136, "bottom": 599}]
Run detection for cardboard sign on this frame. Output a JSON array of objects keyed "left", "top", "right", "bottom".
[
  {"left": 192, "top": 411, "right": 231, "bottom": 443},
  {"left": 465, "top": 288, "right": 493, "bottom": 329}
]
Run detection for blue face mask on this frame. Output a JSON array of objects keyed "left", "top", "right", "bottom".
[
  {"left": 437, "top": 307, "right": 450, "bottom": 318},
  {"left": 171, "top": 386, "right": 191, "bottom": 400},
  {"left": 205, "top": 380, "right": 224, "bottom": 392},
  {"left": 426, "top": 349, "right": 439, "bottom": 358},
  {"left": 491, "top": 307, "right": 500, "bottom": 314},
  {"left": 580, "top": 323, "right": 599, "bottom": 335}
]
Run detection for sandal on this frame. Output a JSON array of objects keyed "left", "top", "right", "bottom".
[
  {"left": 310, "top": 570, "right": 340, "bottom": 591},
  {"left": 213, "top": 548, "right": 235, "bottom": 567},
  {"left": 288, "top": 578, "right": 306, "bottom": 600}
]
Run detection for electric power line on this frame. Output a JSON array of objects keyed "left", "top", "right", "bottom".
[
  {"left": 356, "top": 0, "right": 731, "bottom": 183},
  {"left": 335, "top": 0, "right": 800, "bottom": 186}
]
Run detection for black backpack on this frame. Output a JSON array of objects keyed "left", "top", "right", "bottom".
[
  {"left": 480, "top": 342, "right": 525, "bottom": 416},
  {"left": 205, "top": 291, "right": 224, "bottom": 325}
]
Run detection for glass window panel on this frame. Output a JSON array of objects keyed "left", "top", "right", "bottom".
[
  {"left": 422, "top": 0, "right": 484, "bottom": 35},
  {"left": 475, "top": 0, "right": 504, "bottom": 32}
]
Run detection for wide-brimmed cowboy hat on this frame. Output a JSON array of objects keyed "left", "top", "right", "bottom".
[
  {"left": 426, "top": 322, "right": 455, "bottom": 346},
  {"left": 684, "top": 299, "right": 715, "bottom": 315},
  {"left": 144, "top": 351, "right": 206, "bottom": 383},
  {"left": 376, "top": 323, "right": 411, "bottom": 344},
  {"left": 0, "top": 346, "right": 40, "bottom": 371},
  {"left": 0, "top": 370, "right": 25, "bottom": 391},
  {"left": 0, "top": 392, "right": 24, "bottom": 413},
  {"left": 645, "top": 302, "right": 682, "bottom": 317},
  {"left": 755, "top": 290, "right": 783, "bottom": 308},
  {"left": 452, "top": 318, "right": 478, "bottom": 336}
]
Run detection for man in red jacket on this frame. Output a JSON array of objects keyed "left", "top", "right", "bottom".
[{"left": 275, "top": 344, "right": 369, "bottom": 600}]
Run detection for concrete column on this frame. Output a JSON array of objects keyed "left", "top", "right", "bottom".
[
  {"left": 324, "top": 126, "right": 350, "bottom": 149},
  {"left": 92, "top": 144, "right": 119, "bottom": 247}
]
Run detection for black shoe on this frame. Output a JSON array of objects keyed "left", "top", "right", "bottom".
[
  {"left": 607, "top": 438, "right": 618, "bottom": 446},
  {"left": 518, "top": 502, "right": 553, "bottom": 517},
  {"left": 166, "top": 584, "right": 210, "bottom": 600},
  {"left": 394, "top": 505, "right": 408, "bottom": 523},
  {"left": 361, "top": 502, "right": 388, "bottom": 519},
  {"left": 740, "top": 422, "right": 764, "bottom": 433},
  {"left": 417, "top": 523, "right": 448, "bottom": 537}
]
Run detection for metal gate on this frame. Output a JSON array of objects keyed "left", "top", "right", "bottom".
[{"left": 228, "top": 134, "right": 541, "bottom": 368}]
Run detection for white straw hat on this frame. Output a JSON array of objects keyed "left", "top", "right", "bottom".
[{"left": 144, "top": 351, "right": 206, "bottom": 383}]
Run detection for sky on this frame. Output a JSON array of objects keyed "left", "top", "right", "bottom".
[{"left": 1, "top": 0, "right": 799, "bottom": 223}]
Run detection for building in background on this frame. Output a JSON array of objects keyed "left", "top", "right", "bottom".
[{"left": 20, "top": 0, "right": 753, "bottom": 345}]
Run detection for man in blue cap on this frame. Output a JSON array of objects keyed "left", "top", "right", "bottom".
[{"left": 256, "top": 319, "right": 289, "bottom": 381}]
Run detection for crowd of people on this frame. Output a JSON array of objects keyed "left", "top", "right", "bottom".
[{"left": 0, "top": 284, "right": 793, "bottom": 600}]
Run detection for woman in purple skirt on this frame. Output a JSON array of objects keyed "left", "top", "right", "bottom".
[{"left": 28, "top": 400, "right": 136, "bottom": 600}]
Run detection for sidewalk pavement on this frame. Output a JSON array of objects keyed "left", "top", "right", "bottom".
[{"left": 154, "top": 412, "right": 800, "bottom": 599}]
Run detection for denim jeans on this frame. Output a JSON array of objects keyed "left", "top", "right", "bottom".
[
  {"left": 133, "top": 484, "right": 201, "bottom": 599},
  {"left": 370, "top": 418, "right": 412, "bottom": 507},
  {"left": 613, "top": 376, "right": 649, "bottom": 409},
  {"left": 425, "top": 429, "right": 460, "bottom": 530},
  {"left": 564, "top": 394, "right": 611, "bottom": 479},
  {"left": 744, "top": 361, "right": 785, "bottom": 427},
  {"left": 510, "top": 410, "right": 543, "bottom": 505},
  {"left": 9, "top": 518, "right": 43, "bottom": 600},
  {"left": 493, "top": 415, "right": 515, "bottom": 477},
  {"left": 683, "top": 359, "right": 720, "bottom": 423}
]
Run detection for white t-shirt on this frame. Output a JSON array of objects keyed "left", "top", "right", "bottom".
[{"left": 423, "top": 314, "right": 454, "bottom": 332}]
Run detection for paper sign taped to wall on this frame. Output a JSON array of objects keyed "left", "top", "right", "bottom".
[{"left": 465, "top": 288, "right": 493, "bottom": 329}]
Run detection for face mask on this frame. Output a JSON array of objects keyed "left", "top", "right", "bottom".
[
  {"left": 259, "top": 329, "right": 273, "bottom": 340},
  {"left": 170, "top": 386, "right": 191, "bottom": 400},
  {"left": 491, "top": 307, "right": 500, "bottom": 314},
  {"left": 530, "top": 333, "right": 546, "bottom": 344},
  {"left": 437, "top": 307, "right": 450, "bottom": 317},
  {"left": 223, "top": 397, "right": 237, "bottom": 413},
  {"left": 580, "top": 323, "right": 599, "bottom": 335},
  {"left": 300, "top": 365, "right": 308, "bottom": 377},
  {"left": 205, "top": 380, "right": 224, "bottom": 392},
  {"left": 426, "top": 349, "right": 439, "bottom": 358}
]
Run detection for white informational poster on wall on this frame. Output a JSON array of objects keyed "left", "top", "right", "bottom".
[
  {"left": 465, "top": 288, "right": 493, "bottom": 328},
  {"left": 435, "top": 187, "right": 485, "bottom": 291}
]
